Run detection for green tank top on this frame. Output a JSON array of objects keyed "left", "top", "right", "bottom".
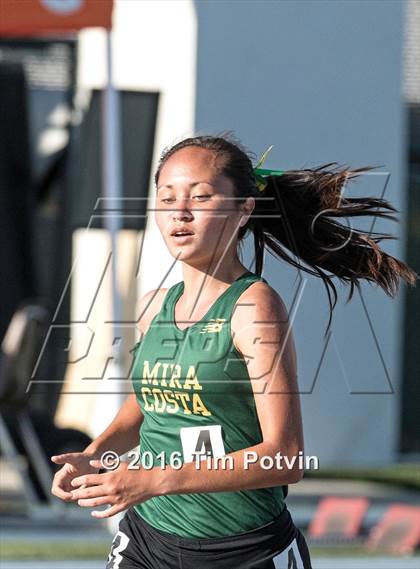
[{"left": 131, "top": 270, "right": 287, "bottom": 538}]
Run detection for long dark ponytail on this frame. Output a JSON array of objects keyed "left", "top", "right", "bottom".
[{"left": 154, "top": 133, "right": 419, "bottom": 335}]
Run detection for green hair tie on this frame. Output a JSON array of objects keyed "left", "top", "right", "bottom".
[{"left": 253, "top": 145, "right": 284, "bottom": 192}]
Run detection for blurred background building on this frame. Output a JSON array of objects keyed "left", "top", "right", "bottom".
[{"left": 0, "top": 0, "right": 418, "bottom": 478}]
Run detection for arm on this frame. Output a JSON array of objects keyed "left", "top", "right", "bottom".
[
  {"left": 155, "top": 282, "right": 303, "bottom": 495},
  {"left": 52, "top": 392, "right": 143, "bottom": 502},
  {"left": 83, "top": 393, "right": 143, "bottom": 458},
  {"left": 83, "top": 287, "right": 164, "bottom": 457},
  {"left": 51, "top": 289, "right": 160, "bottom": 500}
]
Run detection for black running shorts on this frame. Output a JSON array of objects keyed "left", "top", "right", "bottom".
[{"left": 105, "top": 506, "right": 312, "bottom": 569}]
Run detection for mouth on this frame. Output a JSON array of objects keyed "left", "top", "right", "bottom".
[
  {"left": 170, "top": 229, "right": 195, "bottom": 238},
  {"left": 170, "top": 233, "right": 194, "bottom": 242}
]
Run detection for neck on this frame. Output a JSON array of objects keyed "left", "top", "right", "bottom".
[{"left": 179, "top": 260, "right": 249, "bottom": 313}]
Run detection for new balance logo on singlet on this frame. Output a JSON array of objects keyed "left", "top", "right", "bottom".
[{"left": 199, "top": 318, "right": 226, "bottom": 334}]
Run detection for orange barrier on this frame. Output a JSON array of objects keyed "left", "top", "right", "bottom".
[
  {"left": 367, "top": 504, "right": 420, "bottom": 555},
  {"left": 308, "top": 497, "right": 369, "bottom": 539}
]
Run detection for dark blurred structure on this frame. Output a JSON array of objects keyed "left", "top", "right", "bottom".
[
  {"left": 400, "top": 0, "right": 420, "bottom": 456},
  {"left": 400, "top": 100, "right": 420, "bottom": 455},
  {"left": 0, "top": 62, "right": 37, "bottom": 353},
  {"left": 0, "top": 38, "right": 77, "bottom": 419},
  {"left": 0, "top": 37, "right": 159, "bottom": 504},
  {"left": 0, "top": 301, "right": 92, "bottom": 504},
  {"left": 0, "top": 38, "right": 158, "bottom": 416},
  {"left": 71, "top": 88, "right": 158, "bottom": 230}
]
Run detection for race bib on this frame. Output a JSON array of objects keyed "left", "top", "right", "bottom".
[{"left": 180, "top": 425, "right": 226, "bottom": 462}]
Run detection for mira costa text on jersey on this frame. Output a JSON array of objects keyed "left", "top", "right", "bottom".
[{"left": 137, "top": 360, "right": 212, "bottom": 417}]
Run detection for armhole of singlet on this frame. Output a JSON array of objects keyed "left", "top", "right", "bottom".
[
  {"left": 129, "top": 341, "right": 141, "bottom": 355},
  {"left": 156, "top": 282, "right": 181, "bottom": 323},
  {"left": 225, "top": 276, "right": 267, "bottom": 361}
]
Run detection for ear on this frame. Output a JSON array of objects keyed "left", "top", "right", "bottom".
[{"left": 239, "top": 196, "right": 255, "bottom": 227}]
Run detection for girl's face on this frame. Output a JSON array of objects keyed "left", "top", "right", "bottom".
[{"left": 155, "top": 146, "right": 251, "bottom": 266}]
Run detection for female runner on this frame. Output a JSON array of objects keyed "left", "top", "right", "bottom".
[{"left": 51, "top": 134, "right": 418, "bottom": 569}]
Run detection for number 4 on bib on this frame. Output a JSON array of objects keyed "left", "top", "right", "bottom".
[{"left": 180, "top": 425, "right": 226, "bottom": 463}]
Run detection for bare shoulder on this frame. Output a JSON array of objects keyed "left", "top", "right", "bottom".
[
  {"left": 138, "top": 287, "right": 169, "bottom": 335},
  {"left": 232, "top": 280, "right": 289, "bottom": 324},
  {"left": 231, "top": 280, "right": 291, "bottom": 353}
]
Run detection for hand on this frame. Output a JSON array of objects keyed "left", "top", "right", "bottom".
[
  {"left": 50, "top": 452, "right": 100, "bottom": 502},
  {"left": 70, "top": 459, "right": 156, "bottom": 519}
]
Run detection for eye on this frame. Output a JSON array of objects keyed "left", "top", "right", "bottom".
[
  {"left": 193, "top": 195, "right": 211, "bottom": 201},
  {"left": 160, "top": 197, "right": 175, "bottom": 203}
]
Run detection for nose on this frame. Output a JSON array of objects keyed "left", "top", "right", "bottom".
[{"left": 171, "top": 196, "right": 194, "bottom": 221}]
